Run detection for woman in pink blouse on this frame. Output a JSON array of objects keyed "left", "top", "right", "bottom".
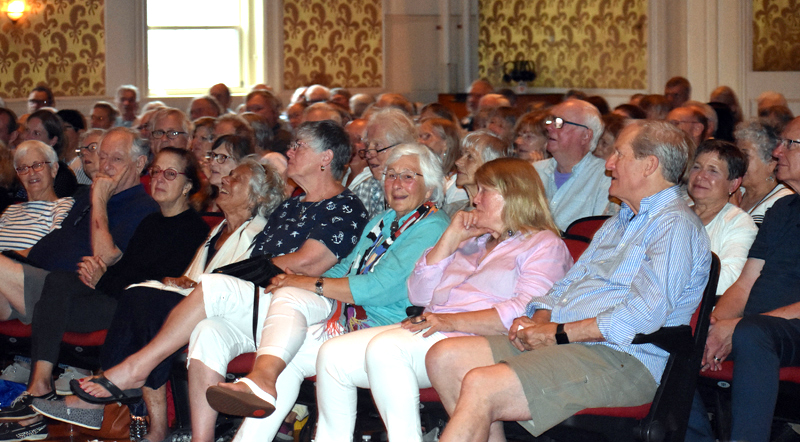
[{"left": 312, "top": 158, "right": 573, "bottom": 442}]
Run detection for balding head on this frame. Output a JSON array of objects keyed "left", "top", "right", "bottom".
[
  {"left": 477, "top": 94, "right": 511, "bottom": 112},
  {"left": 757, "top": 91, "right": 788, "bottom": 113}
]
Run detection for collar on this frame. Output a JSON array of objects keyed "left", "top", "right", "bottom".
[{"left": 618, "top": 185, "right": 681, "bottom": 226}]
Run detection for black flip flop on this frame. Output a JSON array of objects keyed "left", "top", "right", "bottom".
[{"left": 69, "top": 377, "right": 143, "bottom": 405}]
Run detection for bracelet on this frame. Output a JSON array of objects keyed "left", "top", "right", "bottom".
[
  {"left": 315, "top": 277, "right": 324, "bottom": 296},
  {"left": 555, "top": 323, "right": 569, "bottom": 345}
]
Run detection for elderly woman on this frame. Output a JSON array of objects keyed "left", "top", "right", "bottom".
[
  {"left": 0, "top": 148, "right": 210, "bottom": 437},
  {"left": 201, "top": 135, "right": 255, "bottom": 212},
  {"left": 733, "top": 120, "right": 794, "bottom": 225},
  {"left": 0, "top": 141, "right": 74, "bottom": 252},
  {"left": 37, "top": 121, "right": 369, "bottom": 442},
  {"left": 513, "top": 110, "right": 549, "bottom": 163},
  {"left": 204, "top": 143, "right": 450, "bottom": 442},
  {"left": 417, "top": 118, "right": 465, "bottom": 216},
  {"left": 443, "top": 130, "right": 508, "bottom": 214},
  {"left": 190, "top": 117, "right": 216, "bottom": 176},
  {"left": 688, "top": 140, "right": 758, "bottom": 295},
  {"left": 20, "top": 110, "right": 78, "bottom": 198},
  {"left": 69, "top": 129, "right": 103, "bottom": 185},
  {"left": 314, "top": 158, "right": 573, "bottom": 442}
]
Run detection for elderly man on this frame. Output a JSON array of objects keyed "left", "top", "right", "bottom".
[
  {"left": 757, "top": 90, "right": 788, "bottom": 114},
  {"left": 303, "top": 102, "right": 343, "bottom": 125},
  {"left": 427, "top": 120, "right": 711, "bottom": 442},
  {"left": 688, "top": 116, "right": 800, "bottom": 442},
  {"left": 665, "top": 76, "right": 692, "bottom": 109},
  {"left": 535, "top": 99, "right": 615, "bottom": 231},
  {"left": 0, "top": 127, "right": 157, "bottom": 328},
  {"left": 667, "top": 105, "right": 707, "bottom": 148},
  {"left": 27, "top": 86, "right": 55, "bottom": 113},
  {"left": 115, "top": 85, "right": 139, "bottom": 128},
  {"left": 245, "top": 90, "right": 291, "bottom": 154},
  {"left": 188, "top": 95, "right": 222, "bottom": 120},
  {"left": 210, "top": 83, "right": 233, "bottom": 114},
  {"left": 150, "top": 108, "right": 193, "bottom": 154},
  {"left": 462, "top": 79, "right": 494, "bottom": 130},
  {"left": 90, "top": 102, "right": 118, "bottom": 130}
]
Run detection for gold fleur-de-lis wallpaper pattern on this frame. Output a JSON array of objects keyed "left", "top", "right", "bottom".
[
  {"left": 753, "top": 0, "right": 800, "bottom": 71},
  {"left": 0, "top": 0, "right": 105, "bottom": 99},
  {"left": 478, "top": 0, "right": 648, "bottom": 89},
  {"left": 283, "top": 0, "right": 382, "bottom": 90}
]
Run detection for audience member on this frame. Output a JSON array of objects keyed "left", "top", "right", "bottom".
[
  {"left": 203, "top": 135, "right": 255, "bottom": 212},
  {"left": 209, "top": 83, "right": 233, "bottom": 114},
  {"left": 189, "top": 117, "right": 216, "bottom": 174},
  {"left": 150, "top": 108, "right": 193, "bottom": 154},
  {"left": 687, "top": 116, "right": 800, "bottom": 442},
  {"left": 665, "top": 76, "right": 692, "bottom": 109},
  {"left": 343, "top": 119, "right": 367, "bottom": 186},
  {"left": 586, "top": 95, "right": 610, "bottom": 115},
  {"left": 513, "top": 110, "right": 548, "bottom": 163},
  {"left": 375, "top": 93, "right": 415, "bottom": 116},
  {"left": 214, "top": 114, "right": 256, "bottom": 149},
  {"left": 71, "top": 129, "right": 103, "bottom": 185},
  {"left": 20, "top": 110, "right": 78, "bottom": 199},
  {"left": 189, "top": 96, "right": 223, "bottom": 120},
  {"left": 733, "top": 119, "right": 794, "bottom": 224},
  {"left": 756, "top": 90, "right": 788, "bottom": 114},
  {"left": 667, "top": 106, "right": 708, "bottom": 148},
  {"left": 418, "top": 102, "right": 459, "bottom": 126},
  {"left": 426, "top": 120, "right": 710, "bottom": 442},
  {"left": 710, "top": 85, "right": 743, "bottom": 124},
  {"left": 115, "top": 85, "right": 140, "bottom": 128},
  {"left": 349, "top": 93, "right": 375, "bottom": 119},
  {"left": 613, "top": 103, "right": 647, "bottom": 119},
  {"left": 486, "top": 106, "right": 520, "bottom": 143},
  {"left": 305, "top": 84, "right": 331, "bottom": 103},
  {"left": 446, "top": 130, "right": 507, "bottom": 214},
  {"left": 303, "top": 102, "right": 344, "bottom": 125},
  {"left": 286, "top": 101, "right": 308, "bottom": 133},
  {"left": 534, "top": 99, "right": 614, "bottom": 231},
  {"left": 418, "top": 118, "right": 464, "bottom": 216},
  {"left": 639, "top": 94, "right": 671, "bottom": 120},
  {"left": 758, "top": 105, "right": 794, "bottom": 133},
  {"left": 245, "top": 90, "right": 291, "bottom": 154},
  {"left": 240, "top": 112, "right": 273, "bottom": 152},
  {"left": 329, "top": 88, "right": 351, "bottom": 112},
  {"left": 462, "top": 79, "right": 494, "bottom": 131},
  {"left": 687, "top": 140, "right": 756, "bottom": 294},
  {"left": 55, "top": 109, "right": 86, "bottom": 165},
  {"left": 594, "top": 112, "right": 627, "bottom": 160},
  {"left": 90, "top": 102, "right": 118, "bottom": 130},
  {"left": 0, "top": 108, "right": 19, "bottom": 148},
  {"left": 686, "top": 100, "right": 718, "bottom": 141},
  {"left": 27, "top": 86, "right": 55, "bottom": 113}
]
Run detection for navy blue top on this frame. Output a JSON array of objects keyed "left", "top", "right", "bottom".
[
  {"left": 27, "top": 184, "right": 159, "bottom": 272},
  {"left": 745, "top": 194, "right": 800, "bottom": 315}
]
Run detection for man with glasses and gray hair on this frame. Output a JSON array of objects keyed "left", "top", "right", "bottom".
[{"left": 534, "top": 99, "right": 616, "bottom": 231}]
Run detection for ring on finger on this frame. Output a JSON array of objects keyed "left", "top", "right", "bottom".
[
  {"left": 411, "top": 316, "right": 426, "bottom": 325},
  {"left": 713, "top": 357, "right": 721, "bottom": 362}
]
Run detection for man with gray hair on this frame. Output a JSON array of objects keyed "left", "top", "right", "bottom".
[
  {"left": 534, "top": 99, "right": 616, "bottom": 231},
  {"left": 115, "top": 85, "right": 139, "bottom": 128},
  {"left": 427, "top": 120, "right": 711, "bottom": 442},
  {"left": 0, "top": 127, "right": 157, "bottom": 331}
]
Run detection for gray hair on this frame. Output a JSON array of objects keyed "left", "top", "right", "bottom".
[
  {"left": 79, "top": 128, "right": 106, "bottom": 145},
  {"left": 94, "top": 101, "right": 120, "bottom": 122},
  {"left": 629, "top": 120, "right": 691, "bottom": 185},
  {"left": 685, "top": 100, "right": 717, "bottom": 136},
  {"left": 735, "top": 119, "right": 780, "bottom": 164},
  {"left": 116, "top": 85, "right": 139, "bottom": 101},
  {"left": 462, "top": 129, "right": 510, "bottom": 162},
  {"left": 384, "top": 142, "right": 445, "bottom": 205},
  {"left": 240, "top": 157, "right": 286, "bottom": 218},
  {"left": 566, "top": 99, "right": 604, "bottom": 152},
  {"left": 153, "top": 107, "right": 193, "bottom": 135},
  {"left": 295, "top": 120, "right": 351, "bottom": 180},
  {"left": 304, "top": 102, "right": 344, "bottom": 125},
  {"left": 100, "top": 127, "right": 149, "bottom": 160},
  {"left": 14, "top": 140, "right": 58, "bottom": 167},
  {"left": 366, "top": 108, "right": 416, "bottom": 146}
]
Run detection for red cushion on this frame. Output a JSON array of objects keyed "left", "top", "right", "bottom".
[
  {"left": 62, "top": 330, "right": 107, "bottom": 347},
  {"left": 702, "top": 362, "right": 800, "bottom": 384},
  {"left": 226, "top": 353, "right": 256, "bottom": 373},
  {"left": 0, "top": 320, "right": 32, "bottom": 338},
  {"left": 574, "top": 402, "right": 652, "bottom": 419},
  {"left": 419, "top": 388, "right": 440, "bottom": 403}
]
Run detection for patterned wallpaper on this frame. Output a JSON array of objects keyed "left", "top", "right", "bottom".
[
  {"left": 283, "top": 0, "right": 382, "bottom": 90},
  {"left": 0, "top": 0, "right": 105, "bottom": 99},
  {"left": 478, "top": 0, "right": 648, "bottom": 89},
  {"left": 753, "top": 0, "right": 800, "bottom": 71}
]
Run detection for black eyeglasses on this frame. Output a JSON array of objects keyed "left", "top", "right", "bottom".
[
  {"left": 75, "top": 142, "right": 98, "bottom": 158},
  {"left": 15, "top": 161, "right": 51, "bottom": 175},
  {"left": 545, "top": 116, "right": 589, "bottom": 130},
  {"left": 364, "top": 142, "right": 401, "bottom": 158},
  {"left": 151, "top": 129, "right": 187, "bottom": 140},
  {"left": 149, "top": 166, "right": 186, "bottom": 181},
  {"left": 780, "top": 138, "right": 800, "bottom": 150},
  {"left": 205, "top": 152, "right": 232, "bottom": 164}
]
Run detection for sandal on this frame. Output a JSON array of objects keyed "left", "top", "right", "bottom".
[
  {"left": 69, "top": 376, "right": 143, "bottom": 405},
  {"left": 206, "top": 377, "right": 276, "bottom": 419}
]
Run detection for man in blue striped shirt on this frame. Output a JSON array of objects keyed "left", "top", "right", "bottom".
[{"left": 427, "top": 120, "right": 711, "bottom": 442}]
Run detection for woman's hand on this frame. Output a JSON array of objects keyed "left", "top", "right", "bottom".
[
  {"left": 162, "top": 276, "right": 198, "bottom": 289},
  {"left": 77, "top": 256, "right": 107, "bottom": 288},
  {"left": 426, "top": 211, "right": 492, "bottom": 265},
  {"left": 401, "top": 313, "right": 457, "bottom": 337},
  {"left": 264, "top": 273, "right": 313, "bottom": 294}
]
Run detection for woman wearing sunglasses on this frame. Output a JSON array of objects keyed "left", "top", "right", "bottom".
[{"left": 0, "top": 141, "right": 75, "bottom": 252}]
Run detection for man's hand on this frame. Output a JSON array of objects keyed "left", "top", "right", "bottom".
[
  {"left": 701, "top": 316, "right": 741, "bottom": 371},
  {"left": 510, "top": 319, "right": 558, "bottom": 352},
  {"left": 91, "top": 163, "right": 131, "bottom": 205},
  {"left": 78, "top": 256, "right": 107, "bottom": 288}
]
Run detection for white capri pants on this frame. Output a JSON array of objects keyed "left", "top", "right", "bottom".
[
  {"left": 231, "top": 285, "right": 338, "bottom": 441},
  {"left": 314, "top": 324, "right": 448, "bottom": 442}
]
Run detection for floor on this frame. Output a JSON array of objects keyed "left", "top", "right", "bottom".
[{"left": 38, "top": 422, "right": 122, "bottom": 442}]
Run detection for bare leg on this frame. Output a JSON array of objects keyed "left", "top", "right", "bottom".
[
  {"left": 0, "top": 255, "right": 25, "bottom": 319},
  {"left": 26, "top": 361, "right": 54, "bottom": 396},
  {"left": 189, "top": 360, "right": 225, "bottom": 442},
  {"left": 71, "top": 283, "right": 209, "bottom": 405},
  {"left": 214, "top": 354, "right": 284, "bottom": 402},
  {"left": 142, "top": 386, "right": 169, "bottom": 442}
]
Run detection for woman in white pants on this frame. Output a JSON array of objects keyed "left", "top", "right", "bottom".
[{"left": 314, "top": 158, "right": 574, "bottom": 441}]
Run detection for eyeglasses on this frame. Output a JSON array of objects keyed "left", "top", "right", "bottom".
[
  {"left": 364, "top": 142, "right": 401, "bottom": 158},
  {"left": 149, "top": 166, "right": 186, "bottom": 181},
  {"left": 205, "top": 152, "right": 232, "bottom": 164},
  {"left": 545, "top": 116, "right": 589, "bottom": 130},
  {"left": 669, "top": 119, "right": 701, "bottom": 127},
  {"left": 151, "top": 129, "right": 187, "bottom": 140},
  {"left": 288, "top": 140, "right": 312, "bottom": 152},
  {"left": 75, "top": 142, "right": 98, "bottom": 158},
  {"left": 357, "top": 149, "right": 368, "bottom": 159},
  {"left": 384, "top": 170, "right": 423, "bottom": 184},
  {"left": 779, "top": 138, "right": 800, "bottom": 149},
  {"left": 15, "top": 161, "right": 51, "bottom": 175},
  {"left": 28, "top": 99, "right": 49, "bottom": 106},
  {"left": 197, "top": 135, "right": 215, "bottom": 143}
]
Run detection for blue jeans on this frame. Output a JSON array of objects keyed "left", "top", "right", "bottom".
[{"left": 685, "top": 315, "right": 800, "bottom": 442}]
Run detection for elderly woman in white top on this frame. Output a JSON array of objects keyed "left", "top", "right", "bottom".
[
  {"left": 688, "top": 139, "right": 758, "bottom": 294},
  {"left": 0, "top": 141, "right": 74, "bottom": 252},
  {"left": 442, "top": 130, "right": 508, "bottom": 214},
  {"left": 733, "top": 119, "right": 794, "bottom": 225},
  {"left": 313, "top": 158, "right": 573, "bottom": 442}
]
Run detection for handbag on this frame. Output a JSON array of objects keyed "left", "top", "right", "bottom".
[
  {"left": 79, "top": 403, "right": 131, "bottom": 440},
  {"left": 212, "top": 254, "right": 285, "bottom": 347}
]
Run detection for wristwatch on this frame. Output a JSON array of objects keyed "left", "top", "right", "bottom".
[
  {"left": 315, "top": 277, "right": 324, "bottom": 296},
  {"left": 555, "top": 323, "right": 569, "bottom": 345}
]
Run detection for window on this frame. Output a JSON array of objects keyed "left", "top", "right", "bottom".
[{"left": 146, "top": 0, "right": 263, "bottom": 96}]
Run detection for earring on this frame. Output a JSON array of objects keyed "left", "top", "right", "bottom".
[
  {"left": 767, "top": 176, "right": 775, "bottom": 182},
  {"left": 507, "top": 229, "right": 514, "bottom": 238},
  {"left": 320, "top": 165, "right": 326, "bottom": 171}
]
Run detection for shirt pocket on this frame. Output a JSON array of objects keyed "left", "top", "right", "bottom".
[{"left": 607, "top": 244, "right": 646, "bottom": 286}]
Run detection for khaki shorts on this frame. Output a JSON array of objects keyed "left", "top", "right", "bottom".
[{"left": 486, "top": 335, "right": 658, "bottom": 437}]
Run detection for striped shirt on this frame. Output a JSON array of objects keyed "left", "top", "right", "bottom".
[
  {"left": 0, "top": 198, "right": 75, "bottom": 251},
  {"left": 527, "top": 186, "right": 711, "bottom": 383}
]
